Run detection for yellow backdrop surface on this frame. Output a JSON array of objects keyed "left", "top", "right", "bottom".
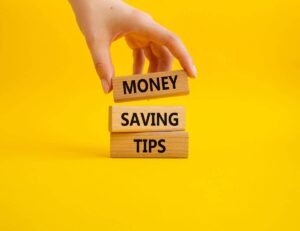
[{"left": 0, "top": 0, "right": 299, "bottom": 230}]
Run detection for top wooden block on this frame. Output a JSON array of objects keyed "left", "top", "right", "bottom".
[{"left": 112, "top": 70, "right": 189, "bottom": 102}]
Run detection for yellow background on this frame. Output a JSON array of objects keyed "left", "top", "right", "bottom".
[{"left": 0, "top": 0, "right": 299, "bottom": 230}]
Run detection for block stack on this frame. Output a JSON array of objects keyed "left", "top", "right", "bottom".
[{"left": 109, "top": 70, "right": 189, "bottom": 158}]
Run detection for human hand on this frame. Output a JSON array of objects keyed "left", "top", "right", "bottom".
[{"left": 69, "top": 0, "right": 197, "bottom": 93}]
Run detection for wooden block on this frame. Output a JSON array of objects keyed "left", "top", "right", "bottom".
[
  {"left": 109, "top": 106, "right": 186, "bottom": 132},
  {"left": 112, "top": 70, "right": 189, "bottom": 102},
  {"left": 110, "top": 131, "right": 188, "bottom": 158}
]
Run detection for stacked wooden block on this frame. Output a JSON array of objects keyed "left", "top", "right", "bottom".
[{"left": 109, "top": 70, "right": 189, "bottom": 158}]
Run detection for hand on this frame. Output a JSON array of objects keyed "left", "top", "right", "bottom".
[{"left": 69, "top": 0, "right": 197, "bottom": 93}]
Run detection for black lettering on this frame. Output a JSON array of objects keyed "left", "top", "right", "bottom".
[
  {"left": 123, "top": 80, "right": 136, "bottom": 94},
  {"left": 130, "top": 113, "right": 140, "bottom": 126},
  {"left": 143, "top": 139, "right": 148, "bottom": 153},
  {"left": 157, "top": 113, "right": 167, "bottom": 126},
  {"left": 123, "top": 75, "right": 178, "bottom": 95},
  {"left": 122, "top": 112, "right": 180, "bottom": 127},
  {"left": 137, "top": 79, "right": 148, "bottom": 92},
  {"left": 161, "top": 76, "right": 170, "bottom": 90},
  {"left": 169, "top": 112, "right": 179, "bottom": 126},
  {"left": 150, "top": 113, "right": 156, "bottom": 126},
  {"left": 169, "top": 75, "right": 178, "bottom": 89},
  {"left": 121, "top": 113, "right": 129, "bottom": 126},
  {"left": 149, "top": 77, "right": 160, "bottom": 92},
  {"left": 141, "top": 113, "right": 151, "bottom": 126},
  {"left": 149, "top": 139, "right": 157, "bottom": 153},
  {"left": 158, "top": 139, "right": 166, "bottom": 153},
  {"left": 134, "top": 139, "right": 142, "bottom": 152}
]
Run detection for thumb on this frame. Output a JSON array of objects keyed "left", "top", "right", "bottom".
[{"left": 87, "top": 38, "right": 114, "bottom": 93}]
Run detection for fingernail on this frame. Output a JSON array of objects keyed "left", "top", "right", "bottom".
[
  {"left": 101, "top": 78, "right": 110, "bottom": 93},
  {"left": 191, "top": 65, "right": 197, "bottom": 78}
]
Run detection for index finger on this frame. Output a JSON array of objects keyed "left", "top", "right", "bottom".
[{"left": 138, "top": 21, "right": 197, "bottom": 77}]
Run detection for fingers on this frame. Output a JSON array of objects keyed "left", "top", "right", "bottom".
[
  {"left": 132, "top": 48, "right": 145, "bottom": 74},
  {"left": 132, "top": 45, "right": 172, "bottom": 74},
  {"left": 150, "top": 43, "right": 173, "bottom": 72},
  {"left": 86, "top": 37, "right": 114, "bottom": 93},
  {"left": 138, "top": 21, "right": 197, "bottom": 77},
  {"left": 144, "top": 47, "right": 159, "bottom": 73}
]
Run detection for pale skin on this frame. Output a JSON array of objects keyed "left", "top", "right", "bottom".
[{"left": 69, "top": 0, "right": 197, "bottom": 93}]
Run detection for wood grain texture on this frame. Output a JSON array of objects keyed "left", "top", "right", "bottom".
[
  {"left": 110, "top": 131, "right": 188, "bottom": 158},
  {"left": 109, "top": 106, "right": 186, "bottom": 132},
  {"left": 112, "top": 70, "right": 189, "bottom": 102}
]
